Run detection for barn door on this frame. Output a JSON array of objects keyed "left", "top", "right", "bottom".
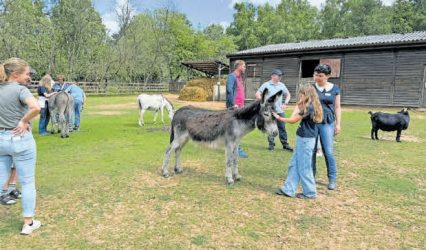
[{"left": 245, "top": 64, "right": 263, "bottom": 100}]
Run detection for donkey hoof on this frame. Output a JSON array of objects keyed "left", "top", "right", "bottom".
[
  {"left": 162, "top": 171, "right": 170, "bottom": 178},
  {"left": 233, "top": 175, "right": 242, "bottom": 182},
  {"left": 174, "top": 168, "right": 183, "bottom": 174},
  {"left": 226, "top": 177, "right": 234, "bottom": 185},
  {"left": 66, "top": 134, "right": 69, "bottom": 138}
]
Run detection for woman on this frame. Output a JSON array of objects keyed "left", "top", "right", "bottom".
[
  {"left": 37, "top": 74, "right": 54, "bottom": 135},
  {"left": 274, "top": 85, "right": 323, "bottom": 199},
  {"left": 311, "top": 64, "right": 341, "bottom": 190},
  {"left": 0, "top": 58, "right": 41, "bottom": 235}
]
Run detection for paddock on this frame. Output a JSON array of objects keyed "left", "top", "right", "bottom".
[{"left": 0, "top": 95, "right": 424, "bottom": 248}]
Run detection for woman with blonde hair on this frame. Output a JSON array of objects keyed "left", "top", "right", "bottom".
[
  {"left": 37, "top": 74, "right": 54, "bottom": 135},
  {"left": 274, "top": 84, "right": 323, "bottom": 199},
  {"left": 0, "top": 57, "right": 41, "bottom": 235}
]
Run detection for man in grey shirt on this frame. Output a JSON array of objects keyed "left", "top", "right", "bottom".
[{"left": 255, "top": 69, "right": 293, "bottom": 152}]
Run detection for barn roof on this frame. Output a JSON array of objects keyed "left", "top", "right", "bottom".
[
  {"left": 228, "top": 31, "right": 426, "bottom": 57},
  {"left": 181, "top": 60, "right": 229, "bottom": 76}
]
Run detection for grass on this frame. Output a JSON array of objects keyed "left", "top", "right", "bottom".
[{"left": 0, "top": 95, "right": 425, "bottom": 248}]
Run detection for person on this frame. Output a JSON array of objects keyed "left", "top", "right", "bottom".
[
  {"left": 52, "top": 74, "right": 69, "bottom": 92},
  {"left": 65, "top": 83, "right": 86, "bottom": 131},
  {"left": 274, "top": 85, "right": 323, "bottom": 199},
  {"left": 255, "top": 69, "right": 293, "bottom": 152},
  {"left": 37, "top": 75, "right": 55, "bottom": 135},
  {"left": 0, "top": 57, "right": 42, "bottom": 235},
  {"left": 311, "top": 64, "right": 341, "bottom": 190},
  {"left": 226, "top": 59, "right": 248, "bottom": 158}
]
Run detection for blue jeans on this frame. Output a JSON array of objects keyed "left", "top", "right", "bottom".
[
  {"left": 0, "top": 131, "right": 37, "bottom": 217},
  {"left": 38, "top": 107, "right": 50, "bottom": 133},
  {"left": 281, "top": 136, "right": 316, "bottom": 198},
  {"left": 312, "top": 122, "right": 337, "bottom": 182},
  {"left": 69, "top": 101, "right": 83, "bottom": 128},
  {"left": 268, "top": 112, "right": 289, "bottom": 147}
]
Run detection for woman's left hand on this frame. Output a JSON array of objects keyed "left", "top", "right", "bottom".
[
  {"left": 335, "top": 124, "right": 341, "bottom": 135},
  {"left": 12, "top": 121, "right": 29, "bottom": 136}
]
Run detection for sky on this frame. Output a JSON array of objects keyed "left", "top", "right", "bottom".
[{"left": 93, "top": 0, "right": 396, "bottom": 35}]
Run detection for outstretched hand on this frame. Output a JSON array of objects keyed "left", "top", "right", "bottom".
[{"left": 272, "top": 112, "right": 280, "bottom": 120}]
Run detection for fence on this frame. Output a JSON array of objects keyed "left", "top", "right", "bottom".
[{"left": 28, "top": 81, "right": 186, "bottom": 95}]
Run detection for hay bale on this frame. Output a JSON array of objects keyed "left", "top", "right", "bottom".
[
  {"left": 178, "top": 86, "right": 208, "bottom": 102},
  {"left": 179, "top": 77, "right": 226, "bottom": 101}
]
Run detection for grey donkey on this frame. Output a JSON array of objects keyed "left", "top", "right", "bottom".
[
  {"left": 161, "top": 88, "right": 281, "bottom": 185},
  {"left": 48, "top": 92, "right": 73, "bottom": 138}
]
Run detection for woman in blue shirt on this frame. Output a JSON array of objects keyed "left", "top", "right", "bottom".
[
  {"left": 273, "top": 85, "right": 323, "bottom": 199},
  {"left": 312, "top": 64, "right": 342, "bottom": 190}
]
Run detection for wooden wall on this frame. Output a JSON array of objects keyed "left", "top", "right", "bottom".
[{"left": 230, "top": 46, "right": 426, "bottom": 107}]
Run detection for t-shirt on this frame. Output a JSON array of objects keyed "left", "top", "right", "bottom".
[
  {"left": 65, "top": 85, "right": 85, "bottom": 103},
  {"left": 0, "top": 82, "right": 33, "bottom": 128},
  {"left": 234, "top": 74, "right": 245, "bottom": 107},
  {"left": 296, "top": 105, "right": 317, "bottom": 138},
  {"left": 314, "top": 83, "right": 340, "bottom": 124},
  {"left": 257, "top": 81, "right": 290, "bottom": 113},
  {"left": 37, "top": 86, "right": 49, "bottom": 97}
]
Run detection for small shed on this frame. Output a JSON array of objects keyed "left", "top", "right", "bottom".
[{"left": 227, "top": 31, "right": 426, "bottom": 107}]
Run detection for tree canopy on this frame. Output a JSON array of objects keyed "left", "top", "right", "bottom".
[{"left": 0, "top": 0, "right": 424, "bottom": 82}]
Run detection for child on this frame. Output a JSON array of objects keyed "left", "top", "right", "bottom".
[{"left": 273, "top": 85, "right": 323, "bottom": 199}]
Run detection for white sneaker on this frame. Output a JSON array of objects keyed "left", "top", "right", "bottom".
[{"left": 20, "top": 220, "right": 41, "bottom": 235}]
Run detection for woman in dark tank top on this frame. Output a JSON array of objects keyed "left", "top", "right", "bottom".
[{"left": 312, "top": 64, "right": 342, "bottom": 191}]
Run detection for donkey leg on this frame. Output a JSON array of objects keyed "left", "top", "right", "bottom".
[
  {"left": 160, "top": 107, "right": 165, "bottom": 125},
  {"left": 174, "top": 138, "right": 189, "bottom": 174},
  {"left": 232, "top": 144, "right": 242, "bottom": 181},
  {"left": 162, "top": 138, "right": 183, "bottom": 177},
  {"left": 225, "top": 144, "right": 235, "bottom": 185},
  {"left": 59, "top": 114, "right": 66, "bottom": 138},
  {"left": 139, "top": 109, "right": 145, "bottom": 127},
  {"left": 153, "top": 110, "right": 158, "bottom": 124}
]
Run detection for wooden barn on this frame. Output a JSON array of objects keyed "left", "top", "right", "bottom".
[{"left": 227, "top": 31, "right": 426, "bottom": 107}]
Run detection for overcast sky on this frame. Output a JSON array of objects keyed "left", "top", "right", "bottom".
[{"left": 93, "top": 0, "right": 396, "bottom": 35}]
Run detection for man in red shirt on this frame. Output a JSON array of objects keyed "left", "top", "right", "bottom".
[{"left": 226, "top": 60, "right": 248, "bottom": 158}]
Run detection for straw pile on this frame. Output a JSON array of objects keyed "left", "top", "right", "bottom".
[{"left": 179, "top": 77, "right": 226, "bottom": 101}]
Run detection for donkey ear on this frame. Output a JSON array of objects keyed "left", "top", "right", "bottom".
[
  {"left": 261, "top": 88, "right": 269, "bottom": 106},
  {"left": 268, "top": 90, "right": 282, "bottom": 103}
]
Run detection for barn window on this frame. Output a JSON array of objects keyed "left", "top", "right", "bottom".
[
  {"left": 320, "top": 58, "right": 341, "bottom": 78},
  {"left": 301, "top": 60, "right": 319, "bottom": 78},
  {"left": 246, "top": 64, "right": 262, "bottom": 78}
]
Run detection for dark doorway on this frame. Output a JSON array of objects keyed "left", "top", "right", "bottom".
[{"left": 301, "top": 60, "right": 319, "bottom": 78}]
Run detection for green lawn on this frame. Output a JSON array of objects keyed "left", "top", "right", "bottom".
[{"left": 1, "top": 95, "right": 425, "bottom": 248}]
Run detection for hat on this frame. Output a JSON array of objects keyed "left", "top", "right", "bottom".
[{"left": 271, "top": 69, "right": 283, "bottom": 76}]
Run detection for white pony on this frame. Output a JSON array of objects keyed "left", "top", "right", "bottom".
[{"left": 137, "top": 94, "right": 174, "bottom": 126}]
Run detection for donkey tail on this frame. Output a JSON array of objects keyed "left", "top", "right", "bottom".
[{"left": 169, "top": 123, "right": 175, "bottom": 143}]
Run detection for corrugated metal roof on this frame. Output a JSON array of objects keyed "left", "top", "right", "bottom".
[
  {"left": 228, "top": 31, "right": 426, "bottom": 57},
  {"left": 181, "top": 60, "right": 229, "bottom": 76}
]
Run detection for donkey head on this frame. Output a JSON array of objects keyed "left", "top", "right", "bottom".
[{"left": 256, "top": 88, "right": 282, "bottom": 137}]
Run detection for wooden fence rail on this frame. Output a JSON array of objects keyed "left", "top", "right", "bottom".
[{"left": 27, "top": 81, "right": 186, "bottom": 95}]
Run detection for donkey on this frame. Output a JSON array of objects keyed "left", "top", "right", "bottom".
[
  {"left": 161, "top": 89, "right": 281, "bottom": 185},
  {"left": 137, "top": 94, "right": 174, "bottom": 126},
  {"left": 48, "top": 92, "right": 73, "bottom": 138}
]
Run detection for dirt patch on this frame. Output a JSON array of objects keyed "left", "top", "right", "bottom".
[
  {"left": 362, "top": 133, "right": 420, "bottom": 143},
  {"left": 87, "top": 111, "right": 128, "bottom": 116},
  {"left": 164, "top": 94, "right": 225, "bottom": 110}
]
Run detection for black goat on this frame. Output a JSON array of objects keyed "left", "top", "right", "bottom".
[{"left": 368, "top": 108, "right": 410, "bottom": 142}]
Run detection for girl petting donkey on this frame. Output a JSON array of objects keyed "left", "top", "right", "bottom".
[{"left": 274, "top": 85, "right": 323, "bottom": 199}]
